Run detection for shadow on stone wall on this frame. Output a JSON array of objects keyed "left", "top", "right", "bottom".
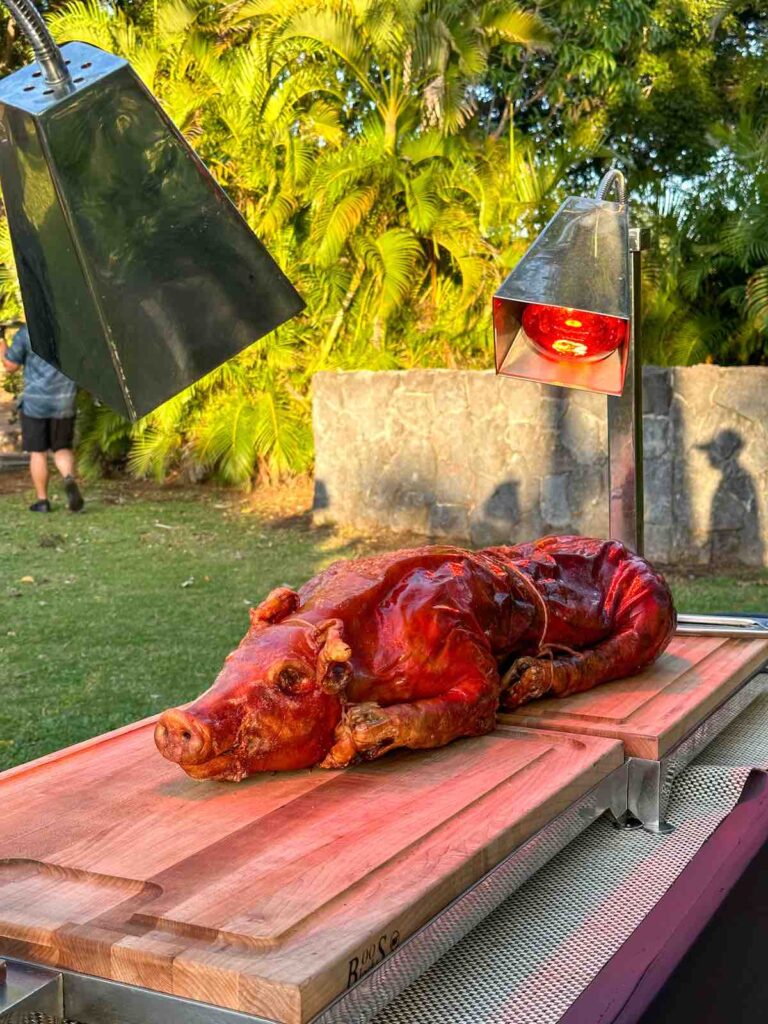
[
  {"left": 697, "top": 429, "right": 764, "bottom": 565},
  {"left": 471, "top": 480, "right": 522, "bottom": 546},
  {"left": 313, "top": 479, "right": 330, "bottom": 510},
  {"left": 543, "top": 389, "right": 591, "bottom": 534}
]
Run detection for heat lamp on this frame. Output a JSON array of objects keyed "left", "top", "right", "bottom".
[
  {"left": 493, "top": 176, "right": 633, "bottom": 398},
  {"left": 493, "top": 169, "right": 647, "bottom": 555},
  {"left": 493, "top": 170, "right": 768, "bottom": 640},
  {"left": 0, "top": 0, "right": 304, "bottom": 420}
]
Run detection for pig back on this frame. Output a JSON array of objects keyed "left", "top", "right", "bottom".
[{"left": 298, "top": 547, "right": 539, "bottom": 703}]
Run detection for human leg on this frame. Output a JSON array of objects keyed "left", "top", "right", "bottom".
[
  {"left": 52, "top": 447, "right": 75, "bottom": 478},
  {"left": 29, "top": 450, "right": 49, "bottom": 501},
  {"left": 21, "top": 414, "right": 51, "bottom": 509},
  {"left": 51, "top": 418, "right": 83, "bottom": 511}
]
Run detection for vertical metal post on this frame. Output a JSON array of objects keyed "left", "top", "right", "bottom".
[{"left": 607, "top": 226, "right": 650, "bottom": 554}]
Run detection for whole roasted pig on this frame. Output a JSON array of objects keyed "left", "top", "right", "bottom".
[{"left": 155, "top": 537, "right": 675, "bottom": 780}]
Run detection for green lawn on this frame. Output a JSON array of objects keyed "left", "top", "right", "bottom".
[
  {"left": 2, "top": 481, "right": 767, "bottom": 771},
  {"left": 0, "top": 481, "right": 374, "bottom": 770}
]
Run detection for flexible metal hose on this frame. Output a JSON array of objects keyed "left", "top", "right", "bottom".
[
  {"left": 596, "top": 168, "right": 627, "bottom": 206},
  {"left": 3, "top": 0, "right": 72, "bottom": 87}
]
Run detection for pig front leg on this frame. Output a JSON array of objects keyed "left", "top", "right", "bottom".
[{"left": 320, "top": 651, "right": 501, "bottom": 768}]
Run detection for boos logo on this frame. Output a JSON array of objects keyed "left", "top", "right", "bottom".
[{"left": 347, "top": 931, "right": 401, "bottom": 987}]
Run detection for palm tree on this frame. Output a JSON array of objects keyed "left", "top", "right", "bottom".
[
  {"left": 233, "top": 0, "right": 552, "bottom": 144},
  {"left": 637, "top": 108, "right": 768, "bottom": 368},
  {"left": 47, "top": 0, "right": 325, "bottom": 483},
  {"left": 229, "top": 0, "right": 553, "bottom": 357}
]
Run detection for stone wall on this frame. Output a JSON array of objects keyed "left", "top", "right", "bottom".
[{"left": 312, "top": 367, "right": 768, "bottom": 566}]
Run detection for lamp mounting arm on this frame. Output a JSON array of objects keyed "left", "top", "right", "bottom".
[
  {"left": 2, "top": 0, "right": 72, "bottom": 89},
  {"left": 596, "top": 169, "right": 627, "bottom": 207}
]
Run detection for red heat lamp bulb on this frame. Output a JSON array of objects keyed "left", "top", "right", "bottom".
[{"left": 522, "top": 303, "right": 628, "bottom": 363}]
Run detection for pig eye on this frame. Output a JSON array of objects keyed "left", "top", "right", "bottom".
[
  {"left": 326, "top": 663, "right": 350, "bottom": 690},
  {"left": 276, "top": 666, "right": 313, "bottom": 695}
]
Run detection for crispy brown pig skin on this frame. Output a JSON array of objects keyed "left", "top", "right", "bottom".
[{"left": 155, "top": 537, "right": 675, "bottom": 779}]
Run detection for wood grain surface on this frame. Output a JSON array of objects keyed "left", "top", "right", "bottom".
[
  {"left": 500, "top": 636, "right": 768, "bottom": 759},
  {"left": 0, "top": 720, "right": 622, "bottom": 1022}
]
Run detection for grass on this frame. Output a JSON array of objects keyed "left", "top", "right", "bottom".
[
  {"left": 0, "top": 478, "right": 376, "bottom": 770},
  {"left": 1, "top": 476, "right": 767, "bottom": 771}
]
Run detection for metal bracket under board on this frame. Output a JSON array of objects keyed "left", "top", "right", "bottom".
[
  {"left": 0, "top": 958, "right": 62, "bottom": 1021},
  {"left": 0, "top": 960, "right": 277, "bottom": 1024},
  {"left": 627, "top": 672, "right": 768, "bottom": 832}
]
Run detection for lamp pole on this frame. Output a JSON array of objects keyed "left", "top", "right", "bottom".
[
  {"left": 594, "top": 169, "right": 649, "bottom": 556},
  {"left": 607, "top": 223, "right": 650, "bottom": 555}
]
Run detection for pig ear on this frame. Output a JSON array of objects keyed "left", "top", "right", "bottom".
[
  {"left": 314, "top": 618, "right": 352, "bottom": 694},
  {"left": 249, "top": 587, "right": 300, "bottom": 630}
]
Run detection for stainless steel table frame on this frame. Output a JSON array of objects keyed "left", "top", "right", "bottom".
[{"left": 0, "top": 958, "right": 62, "bottom": 1021}]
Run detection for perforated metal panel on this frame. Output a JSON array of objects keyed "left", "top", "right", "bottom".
[
  {"left": 1, "top": 1015, "right": 69, "bottom": 1024},
  {"left": 372, "top": 764, "right": 751, "bottom": 1024},
  {"left": 14, "top": 1016, "right": 64, "bottom": 1024},
  {"left": 696, "top": 685, "right": 768, "bottom": 768}
]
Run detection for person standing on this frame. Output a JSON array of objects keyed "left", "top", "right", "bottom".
[{"left": 0, "top": 324, "right": 84, "bottom": 512}]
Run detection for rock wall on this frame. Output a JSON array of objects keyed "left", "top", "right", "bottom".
[{"left": 312, "top": 367, "right": 768, "bottom": 566}]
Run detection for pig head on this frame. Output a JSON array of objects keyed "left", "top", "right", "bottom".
[{"left": 154, "top": 588, "right": 352, "bottom": 780}]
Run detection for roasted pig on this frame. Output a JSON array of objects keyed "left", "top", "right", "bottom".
[{"left": 155, "top": 536, "right": 675, "bottom": 780}]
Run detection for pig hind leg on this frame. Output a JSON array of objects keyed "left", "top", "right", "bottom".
[{"left": 501, "top": 568, "right": 676, "bottom": 710}]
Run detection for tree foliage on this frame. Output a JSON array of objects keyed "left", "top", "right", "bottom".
[{"left": 0, "top": 0, "right": 765, "bottom": 482}]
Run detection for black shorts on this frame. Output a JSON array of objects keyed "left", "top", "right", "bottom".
[{"left": 20, "top": 413, "right": 76, "bottom": 453}]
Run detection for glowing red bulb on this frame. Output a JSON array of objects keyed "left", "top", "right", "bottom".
[{"left": 522, "top": 304, "right": 628, "bottom": 362}]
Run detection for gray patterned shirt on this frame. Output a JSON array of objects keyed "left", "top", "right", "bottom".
[{"left": 6, "top": 326, "right": 77, "bottom": 419}]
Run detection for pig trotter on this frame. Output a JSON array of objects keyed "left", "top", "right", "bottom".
[
  {"left": 320, "top": 703, "right": 398, "bottom": 768},
  {"left": 501, "top": 656, "right": 555, "bottom": 708}
]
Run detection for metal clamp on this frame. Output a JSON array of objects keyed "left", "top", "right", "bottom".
[
  {"left": 0, "top": 958, "right": 62, "bottom": 1020},
  {"left": 627, "top": 673, "right": 768, "bottom": 831}
]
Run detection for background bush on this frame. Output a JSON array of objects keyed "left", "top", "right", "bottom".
[{"left": 0, "top": 0, "right": 766, "bottom": 484}]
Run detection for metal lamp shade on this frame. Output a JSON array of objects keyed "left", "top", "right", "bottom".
[
  {"left": 493, "top": 196, "right": 631, "bottom": 396},
  {"left": 0, "top": 41, "right": 304, "bottom": 420}
]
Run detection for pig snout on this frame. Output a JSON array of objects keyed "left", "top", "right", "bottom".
[{"left": 155, "top": 708, "right": 214, "bottom": 766}]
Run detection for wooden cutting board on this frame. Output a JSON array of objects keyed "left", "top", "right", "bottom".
[
  {"left": 500, "top": 636, "right": 768, "bottom": 759},
  {"left": 0, "top": 719, "right": 622, "bottom": 1023}
]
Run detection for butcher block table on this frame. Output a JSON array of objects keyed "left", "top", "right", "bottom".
[
  {"left": 500, "top": 635, "right": 768, "bottom": 759},
  {"left": 0, "top": 718, "right": 622, "bottom": 1024}
]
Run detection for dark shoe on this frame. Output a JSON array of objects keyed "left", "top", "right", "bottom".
[
  {"left": 29, "top": 499, "right": 51, "bottom": 513},
  {"left": 63, "top": 476, "right": 84, "bottom": 512}
]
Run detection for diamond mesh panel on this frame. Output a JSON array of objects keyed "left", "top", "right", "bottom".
[
  {"left": 372, "top": 763, "right": 751, "bottom": 1024},
  {"left": 696, "top": 684, "right": 768, "bottom": 768},
  {"left": 2, "top": 1016, "right": 69, "bottom": 1024},
  {"left": 1, "top": 1011, "right": 77, "bottom": 1023}
]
